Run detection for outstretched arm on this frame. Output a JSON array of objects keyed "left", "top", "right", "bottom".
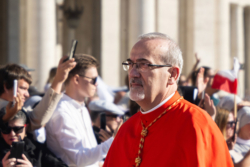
[
  {"left": 186, "top": 53, "right": 200, "bottom": 83},
  {"left": 2, "top": 93, "right": 24, "bottom": 122},
  {"left": 27, "top": 56, "right": 76, "bottom": 131}
]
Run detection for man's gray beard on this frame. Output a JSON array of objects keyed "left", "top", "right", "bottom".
[{"left": 129, "top": 88, "right": 145, "bottom": 101}]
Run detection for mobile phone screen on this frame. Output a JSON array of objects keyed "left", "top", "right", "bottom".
[
  {"left": 63, "top": 40, "right": 78, "bottom": 62},
  {"left": 100, "top": 113, "right": 106, "bottom": 130},
  {"left": 201, "top": 91, "right": 205, "bottom": 99},
  {"left": 9, "top": 141, "right": 25, "bottom": 160},
  {"left": 13, "top": 80, "right": 18, "bottom": 105}
]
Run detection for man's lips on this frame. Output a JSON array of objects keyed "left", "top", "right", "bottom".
[{"left": 130, "top": 83, "right": 142, "bottom": 87}]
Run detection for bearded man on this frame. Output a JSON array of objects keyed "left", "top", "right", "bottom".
[{"left": 103, "top": 32, "right": 233, "bottom": 167}]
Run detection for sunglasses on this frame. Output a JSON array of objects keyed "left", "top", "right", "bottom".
[
  {"left": 227, "top": 121, "right": 236, "bottom": 128},
  {"left": 79, "top": 75, "right": 97, "bottom": 85},
  {"left": 1, "top": 125, "right": 26, "bottom": 134}
]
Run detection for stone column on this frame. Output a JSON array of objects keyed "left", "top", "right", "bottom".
[
  {"left": 101, "top": 0, "right": 120, "bottom": 87},
  {"left": 214, "top": 0, "right": 230, "bottom": 71},
  {"left": 120, "top": 0, "right": 129, "bottom": 86},
  {"left": 26, "top": 0, "right": 56, "bottom": 91},
  {"left": 178, "top": 0, "right": 194, "bottom": 76},
  {"left": 230, "top": 4, "right": 245, "bottom": 97},
  {"left": 8, "top": 0, "right": 20, "bottom": 63},
  {"left": 0, "top": 0, "right": 8, "bottom": 65},
  {"left": 156, "top": 0, "right": 179, "bottom": 42},
  {"left": 19, "top": 0, "right": 27, "bottom": 65},
  {"left": 244, "top": 7, "right": 250, "bottom": 97},
  {"left": 55, "top": 3, "right": 64, "bottom": 62},
  {"left": 236, "top": 6, "right": 245, "bottom": 98},
  {"left": 193, "top": 0, "right": 216, "bottom": 70},
  {"left": 128, "top": 0, "right": 156, "bottom": 51}
]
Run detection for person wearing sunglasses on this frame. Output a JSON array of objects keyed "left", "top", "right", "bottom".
[
  {"left": 88, "top": 100, "right": 124, "bottom": 142},
  {"left": 215, "top": 108, "right": 236, "bottom": 145},
  {"left": 0, "top": 110, "right": 68, "bottom": 167},
  {"left": 46, "top": 54, "right": 121, "bottom": 167}
]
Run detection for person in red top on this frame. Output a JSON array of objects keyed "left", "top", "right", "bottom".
[{"left": 103, "top": 32, "right": 233, "bottom": 167}]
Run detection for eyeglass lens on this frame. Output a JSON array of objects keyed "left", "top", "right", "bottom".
[
  {"left": 92, "top": 77, "right": 97, "bottom": 85},
  {"left": 227, "top": 121, "right": 235, "bottom": 128}
]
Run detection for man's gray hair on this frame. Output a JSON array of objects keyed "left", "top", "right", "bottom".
[{"left": 138, "top": 32, "right": 183, "bottom": 81}]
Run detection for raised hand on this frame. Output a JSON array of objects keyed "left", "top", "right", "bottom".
[
  {"left": 204, "top": 93, "right": 216, "bottom": 120},
  {"left": 51, "top": 56, "right": 77, "bottom": 93},
  {"left": 16, "top": 154, "right": 33, "bottom": 167},
  {"left": 2, "top": 93, "right": 24, "bottom": 122},
  {"left": 195, "top": 53, "right": 200, "bottom": 64},
  {"left": 196, "top": 67, "right": 209, "bottom": 99},
  {"left": 2, "top": 151, "right": 16, "bottom": 167}
]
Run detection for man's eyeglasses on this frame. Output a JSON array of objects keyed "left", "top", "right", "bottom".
[
  {"left": 79, "top": 75, "right": 97, "bottom": 85},
  {"left": 1, "top": 125, "right": 26, "bottom": 134},
  {"left": 227, "top": 121, "right": 236, "bottom": 128},
  {"left": 122, "top": 61, "right": 172, "bottom": 72}
]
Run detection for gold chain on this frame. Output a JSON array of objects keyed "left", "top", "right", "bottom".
[{"left": 135, "top": 96, "right": 183, "bottom": 167}]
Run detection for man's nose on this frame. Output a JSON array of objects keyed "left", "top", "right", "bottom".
[
  {"left": 129, "top": 65, "right": 140, "bottom": 78},
  {"left": 25, "top": 91, "right": 30, "bottom": 98}
]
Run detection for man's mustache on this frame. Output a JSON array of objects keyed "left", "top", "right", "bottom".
[{"left": 130, "top": 78, "right": 143, "bottom": 85}]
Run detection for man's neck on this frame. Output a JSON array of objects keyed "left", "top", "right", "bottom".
[
  {"left": 138, "top": 89, "right": 176, "bottom": 112},
  {"left": 65, "top": 86, "right": 85, "bottom": 105},
  {"left": 0, "top": 93, "right": 11, "bottom": 102}
]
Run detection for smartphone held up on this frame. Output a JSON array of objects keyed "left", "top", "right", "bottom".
[
  {"left": 9, "top": 136, "right": 24, "bottom": 164},
  {"left": 12, "top": 80, "right": 18, "bottom": 106},
  {"left": 63, "top": 40, "right": 78, "bottom": 62}
]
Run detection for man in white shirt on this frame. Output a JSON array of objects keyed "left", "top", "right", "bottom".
[{"left": 46, "top": 54, "right": 117, "bottom": 167}]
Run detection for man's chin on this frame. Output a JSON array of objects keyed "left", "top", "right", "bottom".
[{"left": 129, "top": 92, "right": 145, "bottom": 101}]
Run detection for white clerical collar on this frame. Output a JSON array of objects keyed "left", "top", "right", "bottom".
[
  {"left": 141, "top": 92, "right": 175, "bottom": 115},
  {"left": 236, "top": 137, "right": 250, "bottom": 146}
]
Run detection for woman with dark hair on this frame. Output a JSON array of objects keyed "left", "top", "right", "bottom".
[{"left": 0, "top": 110, "right": 68, "bottom": 167}]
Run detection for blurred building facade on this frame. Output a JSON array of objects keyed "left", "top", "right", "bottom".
[{"left": 0, "top": 0, "right": 250, "bottom": 98}]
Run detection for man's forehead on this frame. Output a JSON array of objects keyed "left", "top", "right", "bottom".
[
  {"left": 129, "top": 39, "right": 168, "bottom": 63},
  {"left": 133, "top": 38, "right": 169, "bottom": 49},
  {"left": 18, "top": 79, "right": 30, "bottom": 86}
]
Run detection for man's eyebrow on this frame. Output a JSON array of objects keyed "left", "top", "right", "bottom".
[{"left": 126, "top": 58, "right": 150, "bottom": 62}]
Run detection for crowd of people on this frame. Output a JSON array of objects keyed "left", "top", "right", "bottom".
[{"left": 0, "top": 32, "right": 250, "bottom": 167}]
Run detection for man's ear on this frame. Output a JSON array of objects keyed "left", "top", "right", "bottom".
[
  {"left": 73, "top": 74, "right": 80, "bottom": 85},
  {"left": 3, "top": 83, "right": 12, "bottom": 96},
  {"left": 167, "top": 67, "right": 180, "bottom": 85}
]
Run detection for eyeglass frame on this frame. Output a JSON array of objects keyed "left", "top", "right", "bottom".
[
  {"left": 78, "top": 74, "right": 97, "bottom": 85},
  {"left": 226, "top": 121, "right": 236, "bottom": 128},
  {"left": 122, "top": 60, "right": 172, "bottom": 72},
  {"left": 1, "top": 124, "right": 26, "bottom": 134}
]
